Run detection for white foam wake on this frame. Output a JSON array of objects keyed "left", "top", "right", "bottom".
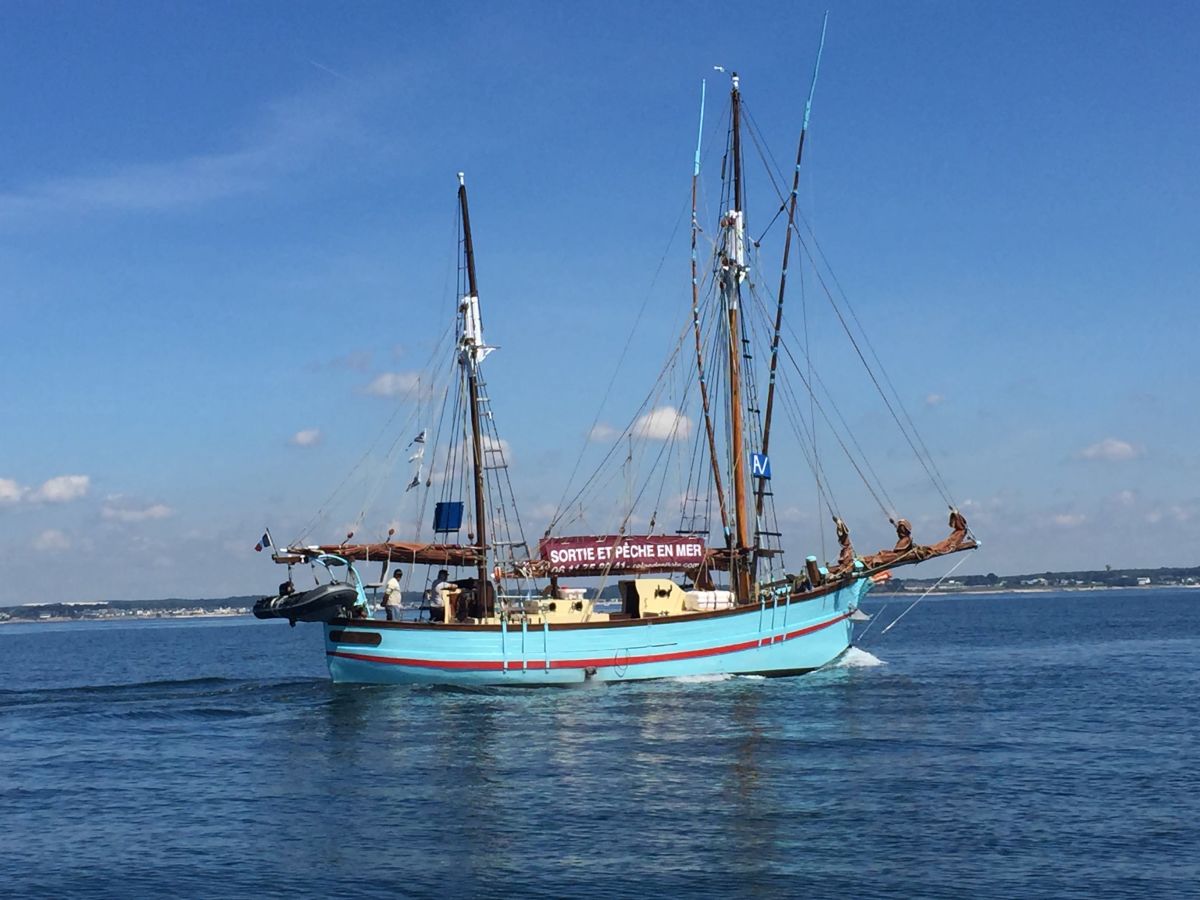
[
  {"left": 836, "top": 646, "right": 885, "bottom": 668},
  {"left": 666, "top": 673, "right": 769, "bottom": 684}
]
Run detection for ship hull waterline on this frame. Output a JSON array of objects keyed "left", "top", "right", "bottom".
[{"left": 322, "top": 579, "right": 869, "bottom": 686}]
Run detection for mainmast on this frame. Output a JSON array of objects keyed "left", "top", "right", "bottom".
[
  {"left": 457, "top": 173, "right": 490, "bottom": 593},
  {"left": 723, "top": 74, "right": 752, "bottom": 602}
]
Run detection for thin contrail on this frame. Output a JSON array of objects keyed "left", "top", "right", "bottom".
[{"left": 307, "top": 59, "right": 353, "bottom": 83}]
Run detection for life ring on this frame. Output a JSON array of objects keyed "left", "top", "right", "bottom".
[{"left": 493, "top": 565, "right": 503, "bottom": 583}]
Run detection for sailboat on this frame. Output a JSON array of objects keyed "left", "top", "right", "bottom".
[{"left": 256, "top": 47, "right": 977, "bottom": 685}]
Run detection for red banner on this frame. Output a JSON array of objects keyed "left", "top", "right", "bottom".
[{"left": 538, "top": 534, "right": 706, "bottom": 574}]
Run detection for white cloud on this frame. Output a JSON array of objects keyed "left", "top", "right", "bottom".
[
  {"left": 364, "top": 372, "right": 422, "bottom": 398},
  {"left": 1076, "top": 438, "right": 1142, "bottom": 462},
  {"left": 0, "top": 478, "right": 23, "bottom": 505},
  {"left": 632, "top": 406, "right": 692, "bottom": 441},
  {"left": 775, "top": 505, "right": 814, "bottom": 525},
  {"left": 588, "top": 423, "right": 618, "bottom": 442},
  {"left": 528, "top": 503, "right": 560, "bottom": 523},
  {"left": 1173, "top": 503, "right": 1197, "bottom": 523},
  {"left": 312, "top": 350, "right": 373, "bottom": 372},
  {"left": 30, "top": 475, "right": 90, "bottom": 504},
  {"left": 1050, "top": 513, "right": 1087, "bottom": 528},
  {"left": 454, "top": 434, "right": 510, "bottom": 460},
  {"left": 1113, "top": 490, "right": 1137, "bottom": 506},
  {"left": 955, "top": 496, "right": 1013, "bottom": 533},
  {"left": 101, "top": 500, "right": 173, "bottom": 523},
  {"left": 0, "top": 82, "right": 366, "bottom": 225},
  {"left": 2, "top": 474, "right": 93, "bottom": 506},
  {"left": 32, "top": 529, "right": 71, "bottom": 552},
  {"left": 481, "top": 434, "right": 510, "bottom": 457},
  {"left": 924, "top": 393, "right": 944, "bottom": 407},
  {"left": 1145, "top": 503, "right": 1196, "bottom": 525},
  {"left": 335, "top": 351, "right": 373, "bottom": 371},
  {"left": 290, "top": 428, "right": 322, "bottom": 447}
]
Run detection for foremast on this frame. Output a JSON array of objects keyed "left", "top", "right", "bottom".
[
  {"left": 754, "top": 14, "right": 827, "bottom": 578},
  {"left": 457, "top": 173, "right": 491, "bottom": 592}
]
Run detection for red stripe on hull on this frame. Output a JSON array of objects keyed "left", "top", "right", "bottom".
[{"left": 327, "top": 612, "right": 851, "bottom": 671}]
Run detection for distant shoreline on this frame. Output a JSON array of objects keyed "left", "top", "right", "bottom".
[
  {"left": 875, "top": 583, "right": 1200, "bottom": 596},
  {"left": 3, "top": 583, "right": 1198, "bottom": 626},
  {"left": 0, "top": 611, "right": 251, "bottom": 626}
]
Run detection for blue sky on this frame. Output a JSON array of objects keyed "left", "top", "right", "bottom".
[{"left": 2, "top": 1, "right": 1198, "bottom": 603}]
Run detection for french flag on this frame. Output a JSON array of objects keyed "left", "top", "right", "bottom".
[{"left": 254, "top": 532, "right": 271, "bottom": 552}]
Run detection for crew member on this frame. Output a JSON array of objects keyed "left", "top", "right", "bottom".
[
  {"left": 431, "top": 569, "right": 458, "bottom": 622},
  {"left": 383, "top": 569, "right": 403, "bottom": 621}
]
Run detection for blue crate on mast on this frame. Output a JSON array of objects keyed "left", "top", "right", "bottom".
[{"left": 433, "top": 502, "right": 464, "bottom": 533}]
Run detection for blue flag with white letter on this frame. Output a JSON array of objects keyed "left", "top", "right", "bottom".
[{"left": 751, "top": 453, "right": 771, "bottom": 479}]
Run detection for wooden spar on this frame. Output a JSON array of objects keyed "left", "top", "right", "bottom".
[
  {"left": 731, "top": 75, "right": 744, "bottom": 214},
  {"left": 726, "top": 74, "right": 752, "bottom": 603},
  {"left": 755, "top": 13, "right": 828, "bottom": 527},
  {"left": 460, "top": 175, "right": 479, "bottom": 300},
  {"left": 689, "top": 79, "right": 730, "bottom": 537},
  {"left": 458, "top": 174, "right": 490, "bottom": 593}
]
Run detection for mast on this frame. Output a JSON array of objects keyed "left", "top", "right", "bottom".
[
  {"left": 756, "top": 13, "right": 828, "bottom": 522},
  {"left": 689, "top": 80, "right": 731, "bottom": 539},
  {"left": 725, "top": 73, "right": 752, "bottom": 602},
  {"left": 458, "top": 173, "right": 490, "bottom": 593}
]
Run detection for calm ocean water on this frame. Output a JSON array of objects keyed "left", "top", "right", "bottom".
[{"left": 1, "top": 589, "right": 1197, "bottom": 898}]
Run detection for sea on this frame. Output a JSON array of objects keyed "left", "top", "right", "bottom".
[{"left": 1, "top": 588, "right": 1196, "bottom": 899}]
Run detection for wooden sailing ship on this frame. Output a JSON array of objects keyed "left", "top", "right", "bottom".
[{"left": 257, "top": 44, "right": 976, "bottom": 685}]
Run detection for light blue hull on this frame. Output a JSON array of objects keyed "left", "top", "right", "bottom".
[{"left": 323, "top": 579, "right": 869, "bottom": 686}]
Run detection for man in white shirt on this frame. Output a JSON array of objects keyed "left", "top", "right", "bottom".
[
  {"left": 383, "top": 569, "right": 403, "bottom": 621},
  {"left": 430, "top": 569, "right": 459, "bottom": 622}
]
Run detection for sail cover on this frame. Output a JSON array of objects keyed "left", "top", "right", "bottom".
[{"left": 274, "top": 541, "right": 483, "bottom": 567}]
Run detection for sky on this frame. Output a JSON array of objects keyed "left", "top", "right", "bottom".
[{"left": 2, "top": 0, "right": 1198, "bottom": 604}]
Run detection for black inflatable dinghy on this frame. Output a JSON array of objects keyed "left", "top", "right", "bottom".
[{"left": 253, "top": 583, "right": 358, "bottom": 624}]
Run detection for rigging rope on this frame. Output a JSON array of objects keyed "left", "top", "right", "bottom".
[
  {"left": 549, "top": 172, "right": 708, "bottom": 529},
  {"left": 294, "top": 319, "right": 455, "bottom": 545},
  {"left": 798, "top": 255, "right": 825, "bottom": 561},
  {"left": 795, "top": 229, "right": 955, "bottom": 509},
  {"left": 742, "top": 105, "right": 957, "bottom": 510},
  {"left": 795, "top": 217, "right": 959, "bottom": 505},
  {"left": 768, "top": 295, "right": 899, "bottom": 515},
  {"left": 550, "top": 316, "right": 693, "bottom": 531},
  {"left": 858, "top": 554, "right": 970, "bottom": 643},
  {"left": 776, "top": 335, "right": 892, "bottom": 520}
]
